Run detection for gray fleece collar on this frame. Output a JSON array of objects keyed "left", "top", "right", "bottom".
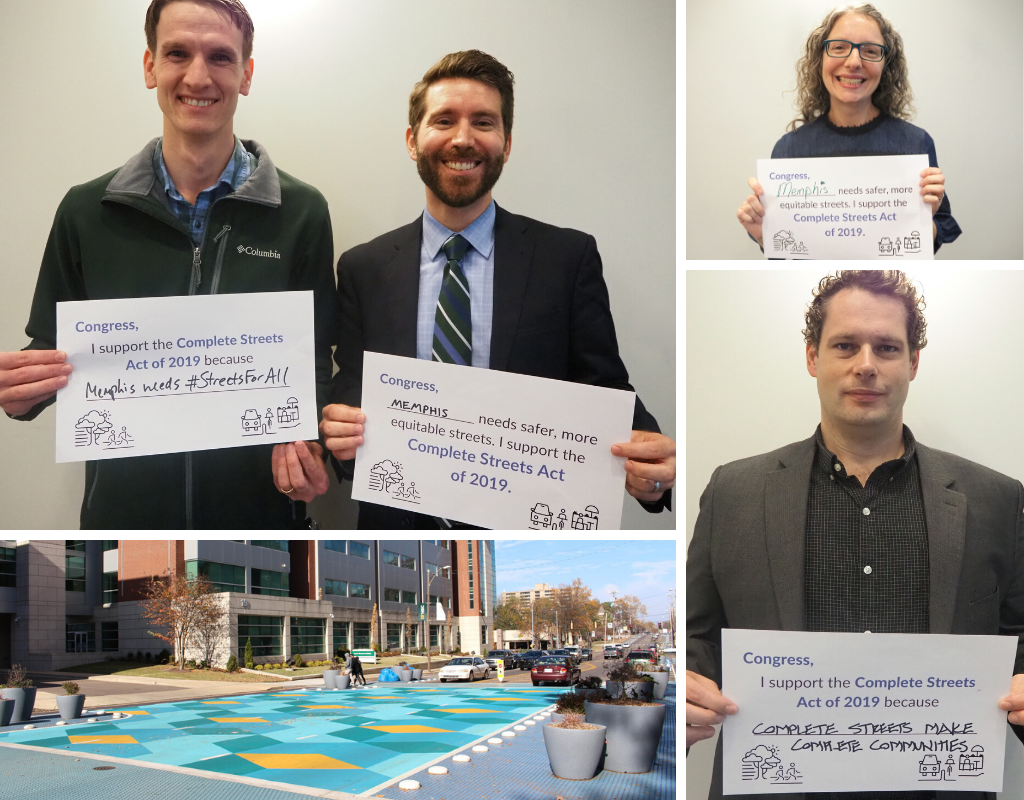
[{"left": 105, "top": 137, "right": 281, "bottom": 207}]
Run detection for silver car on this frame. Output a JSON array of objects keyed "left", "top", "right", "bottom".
[{"left": 439, "top": 656, "right": 491, "bottom": 682}]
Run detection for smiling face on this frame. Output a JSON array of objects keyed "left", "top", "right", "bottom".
[
  {"left": 143, "top": 1, "right": 253, "bottom": 145},
  {"left": 806, "top": 287, "right": 919, "bottom": 434},
  {"left": 822, "top": 13, "right": 885, "bottom": 113},
  {"left": 406, "top": 78, "right": 511, "bottom": 215}
]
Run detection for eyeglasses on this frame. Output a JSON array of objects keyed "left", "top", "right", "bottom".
[{"left": 823, "top": 39, "right": 888, "bottom": 62}]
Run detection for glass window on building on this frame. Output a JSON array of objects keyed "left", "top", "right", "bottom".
[
  {"left": 467, "top": 541, "right": 474, "bottom": 610},
  {"left": 0, "top": 547, "right": 15, "bottom": 588},
  {"left": 65, "top": 555, "right": 86, "bottom": 592},
  {"left": 291, "top": 617, "right": 325, "bottom": 655},
  {"left": 325, "top": 578, "right": 348, "bottom": 597},
  {"left": 101, "top": 621, "right": 118, "bottom": 652},
  {"left": 102, "top": 541, "right": 118, "bottom": 552},
  {"left": 252, "top": 568, "right": 289, "bottom": 597},
  {"left": 65, "top": 541, "right": 86, "bottom": 552},
  {"left": 324, "top": 541, "right": 347, "bottom": 554},
  {"left": 429, "top": 594, "right": 450, "bottom": 608},
  {"left": 426, "top": 562, "right": 447, "bottom": 578},
  {"left": 186, "top": 561, "right": 245, "bottom": 593},
  {"left": 430, "top": 624, "right": 440, "bottom": 648},
  {"left": 384, "top": 588, "right": 400, "bottom": 602},
  {"left": 485, "top": 541, "right": 496, "bottom": 618},
  {"left": 349, "top": 582, "right": 370, "bottom": 599},
  {"left": 349, "top": 542, "right": 370, "bottom": 559},
  {"left": 102, "top": 571, "right": 118, "bottom": 604},
  {"left": 425, "top": 540, "right": 448, "bottom": 548},
  {"left": 401, "top": 554, "right": 416, "bottom": 570},
  {"left": 353, "top": 622, "right": 371, "bottom": 650},
  {"left": 386, "top": 623, "right": 403, "bottom": 650},
  {"left": 252, "top": 541, "right": 289, "bottom": 552},
  {"left": 332, "top": 621, "right": 349, "bottom": 655},
  {"left": 382, "top": 550, "right": 400, "bottom": 567},
  {"left": 66, "top": 622, "right": 95, "bottom": 653},
  {"left": 238, "top": 616, "right": 283, "bottom": 658},
  {"left": 401, "top": 590, "right": 416, "bottom": 604}
]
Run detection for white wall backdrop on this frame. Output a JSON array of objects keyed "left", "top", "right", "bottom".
[
  {"left": 686, "top": 0, "right": 1024, "bottom": 259},
  {"left": 685, "top": 269, "right": 1024, "bottom": 797},
  {"left": 0, "top": 0, "right": 676, "bottom": 530}
]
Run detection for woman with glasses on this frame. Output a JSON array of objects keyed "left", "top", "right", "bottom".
[{"left": 736, "top": 4, "right": 959, "bottom": 255}]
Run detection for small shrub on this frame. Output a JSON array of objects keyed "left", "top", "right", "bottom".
[
  {"left": 144, "top": 651, "right": 153, "bottom": 663},
  {"left": 606, "top": 659, "right": 641, "bottom": 683},
  {"left": 256, "top": 664, "right": 264, "bottom": 670},
  {"left": 226, "top": 655, "right": 238, "bottom": 672},
  {"left": 184, "top": 659, "right": 197, "bottom": 670},
  {"left": 554, "top": 692, "right": 586, "bottom": 715},
  {"left": 136, "top": 651, "right": 145, "bottom": 662},
  {"left": 62, "top": 681, "right": 80, "bottom": 696},
  {"left": 244, "top": 638, "right": 254, "bottom": 670},
  {"left": 157, "top": 649, "right": 171, "bottom": 665},
  {"left": 577, "top": 676, "right": 603, "bottom": 689},
  {"left": 4, "top": 664, "right": 32, "bottom": 689},
  {"left": 293, "top": 654, "right": 306, "bottom": 668}
]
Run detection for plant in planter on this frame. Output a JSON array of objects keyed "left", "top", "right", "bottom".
[
  {"left": 1, "top": 664, "right": 37, "bottom": 725},
  {"left": 639, "top": 663, "right": 670, "bottom": 699},
  {"left": 56, "top": 681, "right": 86, "bottom": 721},
  {"left": 604, "top": 659, "right": 655, "bottom": 701},
  {"left": 574, "top": 675, "right": 606, "bottom": 700},
  {"left": 542, "top": 708, "right": 607, "bottom": 780},
  {"left": 584, "top": 688, "right": 666, "bottom": 774}
]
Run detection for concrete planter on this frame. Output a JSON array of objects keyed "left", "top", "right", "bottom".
[
  {"left": 1, "top": 688, "right": 37, "bottom": 724},
  {"left": 323, "top": 670, "right": 340, "bottom": 689},
  {"left": 335, "top": 674, "right": 351, "bottom": 690},
  {"left": 584, "top": 700, "right": 666, "bottom": 773},
  {"left": 641, "top": 671, "right": 669, "bottom": 700},
  {"left": 0, "top": 699, "right": 13, "bottom": 727},
  {"left": 398, "top": 670, "right": 413, "bottom": 683},
  {"left": 56, "top": 694, "right": 86, "bottom": 721},
  {"left": 574, "top": 687, "right": 604, "bottom": 701},
  {"left": 605, "top": 680, "right": 654, "bottom": 702},
  {"left": 542, "top": 722, "right": 607, "bottom": 780},
  {"left": 412, "top": 669, "right": 423, "bottom": 681}
]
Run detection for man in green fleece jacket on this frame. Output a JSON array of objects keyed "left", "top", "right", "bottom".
[{"left": 0, "top": 0, "right": 337, "bottom": 529}]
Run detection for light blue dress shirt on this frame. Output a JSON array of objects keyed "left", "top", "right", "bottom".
[{"left": 416, "top": 201, "right": 496, "bottom": 369}]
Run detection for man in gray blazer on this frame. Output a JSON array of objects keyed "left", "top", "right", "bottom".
[{"left": 686, "top": 271, "right": 1024, "bottom": 800}]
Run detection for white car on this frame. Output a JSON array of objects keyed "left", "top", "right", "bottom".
[{"left": 439, "top": 657, "right": 491, "bottom": 682}]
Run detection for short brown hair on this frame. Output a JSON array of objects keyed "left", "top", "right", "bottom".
[
  {"left": 145, "top": 0, "right": 255, "bottom": 61},
  {"left": 408, "top": 50, "right": 515, "bottom": 140},
  {"left": 803, "top": 270, "right": 927, "bottom": 351}
]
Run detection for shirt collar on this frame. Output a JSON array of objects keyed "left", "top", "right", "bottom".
[
  {"left": 422, "top": 200, "right": 496, "bottom": 261},
  {"left": 152, "top": 136, "right": 251, "bottom": 201},
  {"left": 814, "top": 423, "right": 917, "bottom": 479}
]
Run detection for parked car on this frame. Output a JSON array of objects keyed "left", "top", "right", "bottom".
[
  {"left": 624, "top": 650, "right": 657, "bottom": 669},
  {"left": 603, "top": 645, "right": 620, "bottom": 659},
  {"left": 580, "top": 648, "right": 593, "bottom": 661},
  {"left": 439, "top": 657, "right": 490, "bottom": 682},
  {"left": 485, "top": 650, "right": 519, "bottom": 670},
  {"left": 531, "top": 656, "right": 581, "bottom": 686},
  {"left": 518, "top": 650, "right": 549, "bottom": 670}
]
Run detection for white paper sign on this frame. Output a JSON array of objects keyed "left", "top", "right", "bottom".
[
  {"left": 757, "top": 154, "right": 933, "bottom": 259},
  {"left": 55, "top": 292, "right": 318, "bottom": 462},
  {"left": 721, "top": 629, "right": 1017, "bottom": 794},
  {"left": 351, "top": 352, "right": 635, "bottom": 530}
]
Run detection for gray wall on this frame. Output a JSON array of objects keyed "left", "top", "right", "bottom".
[
  {"left": 0, "top": 0, "right": 676, "bottom": 530},
  {"left": 686, "top": 0, "right": 1023, "bottom": 259}
]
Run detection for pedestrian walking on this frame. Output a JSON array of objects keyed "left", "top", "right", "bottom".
[{"left": 351, "top": 655, "right": 365, "bottom": 686}]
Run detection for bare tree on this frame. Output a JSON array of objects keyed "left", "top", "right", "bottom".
[
  {"left": 189, "top": 598, "right": 227, "bottom": 666},
  {"left": 140, "top": 574, "right": 221, "bottom": 669}
]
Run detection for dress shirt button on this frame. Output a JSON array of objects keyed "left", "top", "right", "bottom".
[
  {"left": 862, "top": 507, "right": 870, "bottom": 516},
  {"left": 834, "top": 463, "right": 842, "bottom": 472},
  {"left": 863, "top": 565, "right": 872, "bottom": 575}
]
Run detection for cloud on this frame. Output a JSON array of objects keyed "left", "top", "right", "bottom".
[{"left": 630, "top": 560, "right": 677, "bottom": 583}]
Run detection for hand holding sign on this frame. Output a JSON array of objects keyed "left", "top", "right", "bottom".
[{"left": 0, "top": 350, "right": 72, "bottom": 417}]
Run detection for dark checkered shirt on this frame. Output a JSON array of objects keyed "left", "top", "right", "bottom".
[{"left": 805, "top": 424, "right": 934, "bottom": 800}]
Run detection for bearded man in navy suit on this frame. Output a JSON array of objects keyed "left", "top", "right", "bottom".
[{"left": 278, "top": 49, "right": 675, "bottom": 529}]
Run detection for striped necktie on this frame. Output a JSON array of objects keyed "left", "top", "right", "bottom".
[{"left": 432, "top": 234, "right": 472, "bottom": 366}]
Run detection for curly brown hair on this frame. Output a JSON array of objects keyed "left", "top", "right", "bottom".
[
  {"left": 803, "top": 271, "right": 927, "bottom": 351},
  {"left": 787, "top": 4, "right": 914, "bottom": 131}
]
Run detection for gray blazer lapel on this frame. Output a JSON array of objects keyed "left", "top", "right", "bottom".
[
  {"left": 385, "top": 218, "right": 423, "bottom": 359},
  {"left": 764, "top": 437, "right": 816, "bottom": 630},
  {"left": 916, "top": 443, "right": 967, "bottom": 634},
  {"left": 490, "top": 205, "right": 534, "bottom": 371}
]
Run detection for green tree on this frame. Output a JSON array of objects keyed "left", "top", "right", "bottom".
[{"left": 244, "top": 637, "right": 254, "bottom": 669}]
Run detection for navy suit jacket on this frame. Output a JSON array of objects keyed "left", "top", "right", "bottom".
[{"left": 330, "top": 204, "right": 670, "bottom": 528}]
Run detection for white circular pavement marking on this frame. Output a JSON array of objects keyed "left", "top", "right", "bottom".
[
  {"left": 398, "top": 779, "right": 421, "bottom": 790},
  {"left": 427, "top": 766, "right": 448, "bottom": 775},
  {"left": 513, "top": 724, "right": 527, "bottom": 731},
  {"left": 472, "top": 745, "right": 489, "bottom": 752},
  {"left": 501, "top": 731, "right": 515, "bottom": 737},
  {"left": 525, "top": 720, "right": 536, "bottom": 725},
  {"left": 487, "top": 737, "right": 503, "bottom": 744},
  {"left": 452, "top": 754, "right": 471, "bottom": 762}
]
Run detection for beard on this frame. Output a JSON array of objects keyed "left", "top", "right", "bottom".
[{"left": 416, "top": 145, "right": 504, "bottom": 208}]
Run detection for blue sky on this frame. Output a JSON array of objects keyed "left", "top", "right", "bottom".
[{"left": 494, "top": 539, "right": 677, "bottom": 622}]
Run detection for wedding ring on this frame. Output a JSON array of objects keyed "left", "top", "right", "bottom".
[{"left": 282, "top": 486, "right": 295, "bottom": 494}]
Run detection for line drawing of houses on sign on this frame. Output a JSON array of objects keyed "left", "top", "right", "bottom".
[{"left": 277, "top": 397, "right": 300, "bottom": 427}]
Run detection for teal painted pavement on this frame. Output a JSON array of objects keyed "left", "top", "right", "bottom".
[{"left": 0, "top": 685, "right": 560, "bottom": 795}]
